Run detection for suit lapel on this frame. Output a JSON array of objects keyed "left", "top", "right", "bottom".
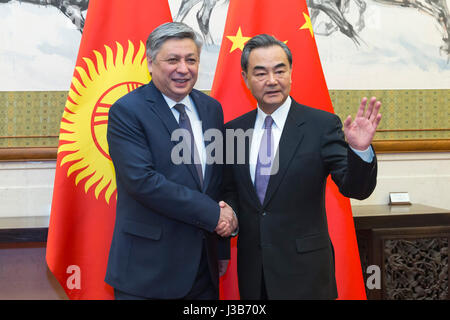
[
  {"left": 190, "top": 90, "right": 212, "bottom": 192},
  {"left": 235, "top": 110, "right": 261, "bottom": 208},
  {"left": 144, "top": 82, "right": 202, "bottom": 190},
  {"left": 263, "top": 101, "right": 306, "bottom": 207},
  {"left": 144, "top": 81, "right": 179, "bottom": 141}
]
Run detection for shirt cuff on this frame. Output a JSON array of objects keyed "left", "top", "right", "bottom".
[
  {"left": 350, "top": 145, "right": 374, "bottom": 163},
  {"left": 230, "top": 210, "right": 239, "bottom": 237}
]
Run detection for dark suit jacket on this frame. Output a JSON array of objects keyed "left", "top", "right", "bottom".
[
  {"left": 105, "top": 81, "right": 227, "bottom": 299},
  {"left": 223, "top": 98, "right": 377, "bottom": 300}
]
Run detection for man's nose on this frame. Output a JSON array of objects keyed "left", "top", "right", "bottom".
[
  {"left": 266, "top": 72, "right": 277, "bottom": 85},
  {"left": 176, "top": 60, "right": 189, "bottom": 73}
]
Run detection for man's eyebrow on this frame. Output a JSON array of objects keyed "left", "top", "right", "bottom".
[
  {"left": 252, "top": 62, "right": 287, "bottom": 71},
  {"left": 252, "top": 65, "right": 267, "bottom": 71},
  {"left": 165, "top": 52, "right": 198, "bottom": 58},
  {"left": 274, "top": 62, "right": 287, "bottom": 69}
]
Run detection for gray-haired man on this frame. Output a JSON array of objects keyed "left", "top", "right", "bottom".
[{"left": 105, "top": 22, "right": 236, "bottom": 300}]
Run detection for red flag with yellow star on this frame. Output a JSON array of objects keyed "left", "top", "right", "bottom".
[
  {"left": 46, "top": 1, "right": 172, "bottom": 299},
  {"left": 212, "top": 0, "right": 366, "bottom": 299}
]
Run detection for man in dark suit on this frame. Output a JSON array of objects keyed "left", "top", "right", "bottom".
[
  {"left": 105, "top": 22, "right": 237, "bottom": 300},
  {"left": 222, "top": 34, "right": 382, "bottom": 299}
]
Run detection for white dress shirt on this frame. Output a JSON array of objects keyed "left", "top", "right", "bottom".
[
  {"left": 249, "top": 97, "right": 291, "bottom": 183},
  {"left": 249, "top": 97, "right": 374, "bottom": 183},
  {"left": 162, "top": 94, "right": 206, "bottom": 178}
]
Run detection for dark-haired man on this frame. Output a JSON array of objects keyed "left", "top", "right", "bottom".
[{"left": 222, "top": 34, "right": 381, "bottom": 299}]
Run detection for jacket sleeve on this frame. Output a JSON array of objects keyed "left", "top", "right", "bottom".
[
  {"left": 321, "top": 114, "right": 378, "bottom": 200},
  {"left": 220, "top": 121, "right": 241, "bottom": 223}
]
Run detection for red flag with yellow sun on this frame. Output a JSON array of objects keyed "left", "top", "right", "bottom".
[
  {"left": 212, "top": 0, "right": 366, "bottom": 299},
  {"left": 46, "top": 1, "right": 172, "bottom": 299}
]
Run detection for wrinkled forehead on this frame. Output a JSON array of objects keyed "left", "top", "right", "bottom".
[
  {"left": 156, "top": 37, "right": 200, "bottom": 57},
  {"left": 247, "top": 46, "right": 291, "bottom": 70}
]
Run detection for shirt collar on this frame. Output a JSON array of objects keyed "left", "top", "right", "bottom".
[
  {"left": 162, "top": 94, "right": 194, "bottom": 113},
  {"left": 256, "top": 96, "right": 291, "bottom": 129}
]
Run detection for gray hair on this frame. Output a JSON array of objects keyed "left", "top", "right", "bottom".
[
  {"left": 241, "top": 34, "right": 292, "bottom": 72},
  {"left": 146, "top": 22, "right": 203, "bottom": 61}
]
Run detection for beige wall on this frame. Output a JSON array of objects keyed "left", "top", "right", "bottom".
[
  {"left": 351, "top": 152, "right": 450, "bottom": 210},
  {"left": 0, "top": 161, "right": 55, "bottom": 217}
]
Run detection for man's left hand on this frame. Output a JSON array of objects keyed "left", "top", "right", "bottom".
[{"left": 343, "top": 96, "right": 382, "bottom": 151}]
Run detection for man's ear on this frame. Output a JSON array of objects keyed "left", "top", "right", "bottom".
[
  {"left": 241, "top": 71, "right": 249, "bottom": 88},
  {"left": 147, "top": 56, "right": 153, "bottom": 75},
  {"left": 289, "top": 64, "right": 293, "bottom": 85}
]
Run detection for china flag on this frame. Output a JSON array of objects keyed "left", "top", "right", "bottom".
[
  {"left": 46, "top": 1, "right": 172, "bottom": 299},
  {"left": 212, "top": 0, "right": 366, "bottom": 299}
]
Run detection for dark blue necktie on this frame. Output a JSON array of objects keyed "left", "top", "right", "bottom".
[
  {"left": 174, "top": 103, "right": 203, "bottom": 188},
  {"left": 254, "top": 116, "right": 274, "bottom": 204}
]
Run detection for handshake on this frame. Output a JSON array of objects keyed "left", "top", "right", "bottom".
[{"left": 215, "top": 201, "right": 238, "bottom": 238}]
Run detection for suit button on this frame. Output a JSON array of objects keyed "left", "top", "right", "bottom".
[{"left": 262, "top": 212, "right": 267, "bottom": 216}]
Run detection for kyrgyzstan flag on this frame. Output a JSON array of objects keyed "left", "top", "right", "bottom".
[
  {"left": 46, "top": 1, "right": 172, "bottom": 299},
  {"left": 211, "top": 0, "right": 366, "bottom": 299}
]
